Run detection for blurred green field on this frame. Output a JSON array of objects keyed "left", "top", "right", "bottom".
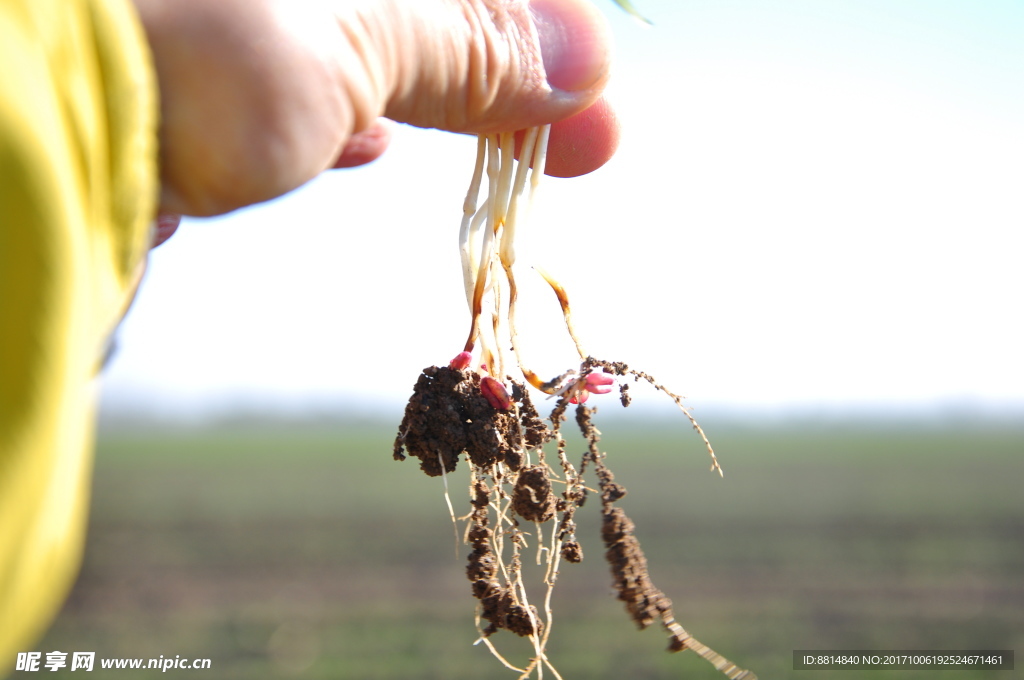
[{"left": 23, "top": 415, "right": 1024, "bottom": 679}]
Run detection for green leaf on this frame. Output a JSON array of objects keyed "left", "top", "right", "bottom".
[{"left": 610, "top": 0, "right": 652, "bottom": 25}]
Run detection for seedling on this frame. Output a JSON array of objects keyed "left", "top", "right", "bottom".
[{"left": 393, "top": 126, "right": 755, "bottom": 679}]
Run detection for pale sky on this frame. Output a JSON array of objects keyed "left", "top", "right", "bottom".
[{"left": 100, "top": 0, "right": 1024, "bottom": 420}]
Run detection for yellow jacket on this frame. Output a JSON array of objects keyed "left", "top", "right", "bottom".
[{"left": 0, "top": 0, "right": 157, "bottom": 669}]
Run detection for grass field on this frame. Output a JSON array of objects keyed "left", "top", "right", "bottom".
[{"left": 21, "top": 413, "right": 1024, "bottom": 679}]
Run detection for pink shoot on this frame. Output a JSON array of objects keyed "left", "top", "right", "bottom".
[
  {"left": 584, "top": 372, "right": 615, "bottom": 394},
  {"left": 568, "top": 371, "right": 615, "bottom": 404}
]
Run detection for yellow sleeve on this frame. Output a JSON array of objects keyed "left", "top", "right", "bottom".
[{"left": 0, "top": 0, "right": 158, "bottom": 669}]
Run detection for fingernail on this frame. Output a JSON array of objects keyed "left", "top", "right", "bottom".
[
  {"left": 530, "top": 0, "right": 611, "bottom": 92},
  {"left": 152, "top": 212, "right": 181, "bottom": 248}
]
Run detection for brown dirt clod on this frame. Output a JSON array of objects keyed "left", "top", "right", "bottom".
[
  {"left": 394, "top": 366, "right": 521, "bottom": 477},
  {"left": 560, "top": 540, "right": 583, "bottom": 564},
  {"left": 511, "top": 465, "right": 556, "bottom": 523},
  {"left": 514, "top": 383, "right": 551, "bottom": 450},
  {"left": 479, "top": 586, "right": 542, "bottom": 638},
  {"left": 601, "top": 506, "right": 675, "bottom": 631}
]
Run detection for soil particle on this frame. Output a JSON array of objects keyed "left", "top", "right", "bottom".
[
  {"left": 480, "top": 586, "right": 542, "bottom": 638},
  {"left": 560, "top": 540, "right": 583, "bottom": 564},
  {"left": 619, "top": 382, "right": 632, "bottom": 408},
  {"left": 513, "top": 382, "right": 551, "bottom": 450},
  {"left": 511, "top": 465, "right": 556, "bottom": 523}
]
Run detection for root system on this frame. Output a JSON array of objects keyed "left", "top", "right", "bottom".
[
  {"left": 389, "top": 122, "right": 754, "bottom": 678},
  {"left": 393, "top": 359, "right": 756, "bottom": 680}
]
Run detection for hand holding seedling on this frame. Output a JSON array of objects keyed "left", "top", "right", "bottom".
[
  {"left": 133, "top": 0, "right": 749, "bottom": 673},
  {"left": 372, "top": 2, "right": 754, "bottom": 673},
  {"left": 131, "top": 0, "right": 620, "bottom": 225}
]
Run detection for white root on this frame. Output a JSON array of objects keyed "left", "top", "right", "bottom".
[
  {"left": 459, "top": 137, "right": 487, "bottom": 311},
  {"left": 461, "top": 127, "right": 551, "bottom": 382},
  {"left": 437, "top": 452, "right": 461, "bottom": 558}
]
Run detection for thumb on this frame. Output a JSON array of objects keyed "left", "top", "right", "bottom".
[{"left": 344, "top": 0, "right": 612, "bottom": 134}]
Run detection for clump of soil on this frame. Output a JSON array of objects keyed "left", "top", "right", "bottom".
[
  {"left": 511, "top": 465, "right": 556, "bottom": 523},
  {"left": 466, "top": 479, "right": 541, "bottom": 638},
  {"left": 602, "top": 506, "right": 677, "bottom": 635},
  {"left": 393, "top": 366, "right": 523, "bottom": 475},
  {"left": 392, "top": 358, "right": 755, "bottom": 680}
]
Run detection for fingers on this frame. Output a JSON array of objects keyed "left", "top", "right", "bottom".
[
  {"left": 332, "top": 119, "right": 393, "bottom": 169},
  {"left": 541, "top": 95, "right": 620, "bottom": 177},
  {"left": 337, "top": 0, "right": 617, "bottom": 176},
  {"left": 350, "top": 0, "right": 613, "bottom": 134},
  {"left": 335, "top": 99, "right": 619, "bottom": 178},
  {"left": 136, "top": 0, "right": 616, "bottom": 218},
  {"left": 151, "top": 212, "right": 181, "bottom": 248},
  {"left": 136, "top": 0, "right": 358, "bottom": 217}
]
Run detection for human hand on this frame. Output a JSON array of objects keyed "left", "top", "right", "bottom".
[{"left": 133, "top": 0, "right": 619, "bottom": 228}]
